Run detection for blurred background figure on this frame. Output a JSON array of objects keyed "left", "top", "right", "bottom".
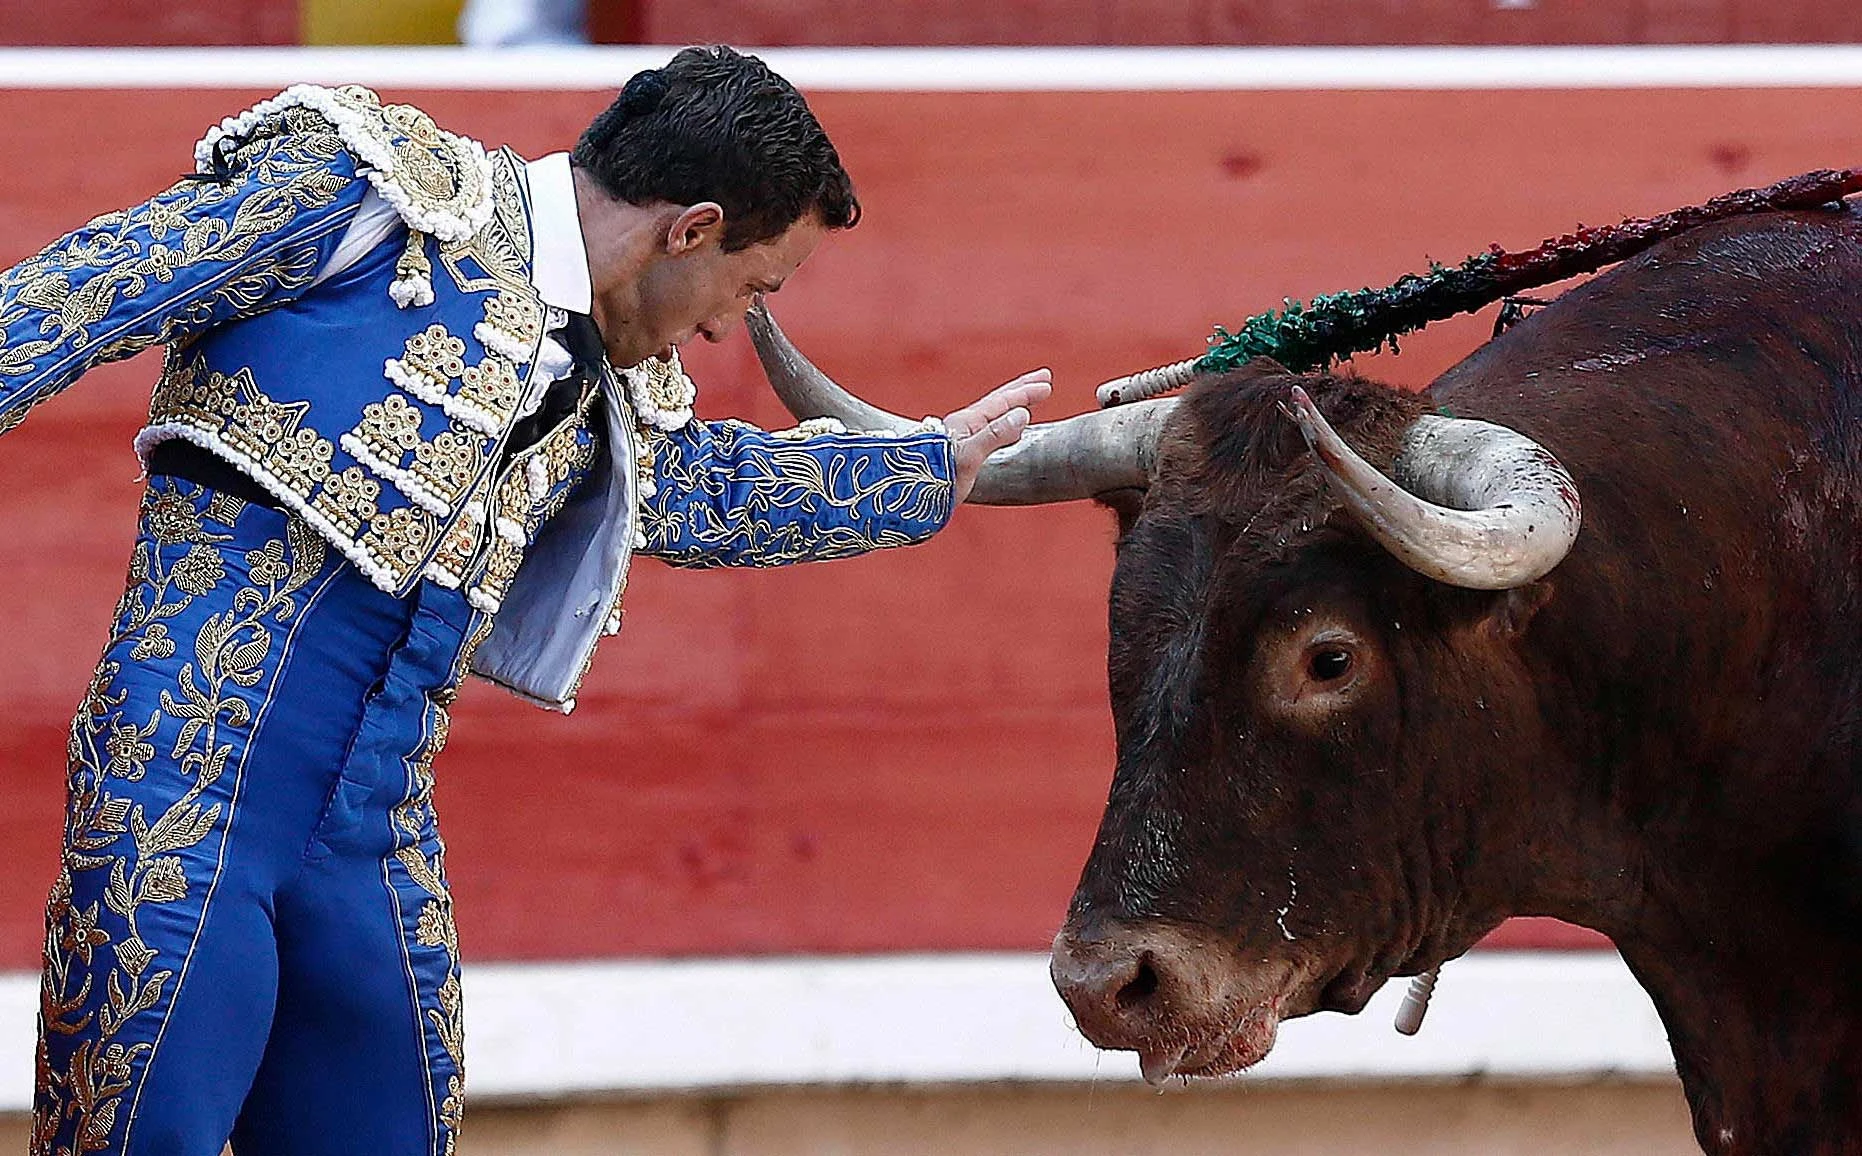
[{"left": 458, "top": 0, "right": 587, "bottom": 46}]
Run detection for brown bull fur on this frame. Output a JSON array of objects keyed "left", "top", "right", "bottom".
[{"left": 1057, "top": 204, "right": 1862, "bottom": 1154}]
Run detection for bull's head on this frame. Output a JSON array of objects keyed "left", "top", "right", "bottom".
[{"left": 748, "top": 306, "right": 1581, "bottom": 1084}]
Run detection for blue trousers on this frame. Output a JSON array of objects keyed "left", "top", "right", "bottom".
[{"left": 35, "top": 478, "right": 485, "bottom": 1155}]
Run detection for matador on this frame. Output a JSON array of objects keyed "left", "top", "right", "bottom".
[{"left": 0, "top": 47, "right": 1048, "bottom": 1156}]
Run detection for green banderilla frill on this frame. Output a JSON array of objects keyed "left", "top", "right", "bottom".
[{"left": 1193, "top": 166, "right": 1862, "bottom": 378}]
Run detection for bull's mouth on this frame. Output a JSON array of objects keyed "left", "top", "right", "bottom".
[
  {"left": 1052, "top": 922, "right": 1362, "bottom": 1087},
  {"left": 1145, "top": 997, "right": 1288, "bottom": 1083}
]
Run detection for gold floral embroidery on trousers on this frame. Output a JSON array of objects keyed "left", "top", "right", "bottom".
[
  {"left": 391, "top": 698, "right": 467, "bottom": 1156},
  {"left": 35, "top": 485, "right": 329, "bottom": 1156}
]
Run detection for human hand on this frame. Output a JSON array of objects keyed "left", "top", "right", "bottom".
[{"left": 942, "top": 369, "right": 1053, "bottom": 503}]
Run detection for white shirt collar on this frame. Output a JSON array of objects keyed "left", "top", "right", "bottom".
[{"left": 524, "top": 152, "right": 593, "bottom": 315}]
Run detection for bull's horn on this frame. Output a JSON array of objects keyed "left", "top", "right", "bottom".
[
  {"left": 746, "top": 301, "right": 1177, "bottom": 505},
  {"left": 1286, "top": 385, "right": 1581, "bottom": 590},
  {"left": 745, "top": 299, "right": 924, "bottom": 436},
  {"left": 965, "top": 397, "right": 1177, "bottom": 505}
]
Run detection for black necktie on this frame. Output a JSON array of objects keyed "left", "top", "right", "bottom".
[{"left": 503, "top": 313, "right": 603, "bottom": 459}]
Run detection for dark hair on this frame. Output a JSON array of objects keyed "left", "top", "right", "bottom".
[{"left": 572, "top": 45, "right": 861, "bottom": 252}]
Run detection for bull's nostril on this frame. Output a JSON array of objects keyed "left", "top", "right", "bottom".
[{"left": 1116, "top": 953, "right": 1161, "bottom": 1009}]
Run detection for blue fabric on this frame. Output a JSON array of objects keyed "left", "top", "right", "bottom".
[
  {"left": 156, "top": 179, "right": 552, "bottom": 599},
  {"left": 639, "top": 417, "right": 955, "bottom": 567},
  {"left": 0, "top": 132, "right": 366, "bottom": 437},
  {"left": 12, "top": 88, "right": 966, "bottom": 1154},
  {"left": 39, "top": 478, "right": 479, "bottom": 1156}
]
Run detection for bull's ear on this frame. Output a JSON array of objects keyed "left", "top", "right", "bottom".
[
  {"left": 1098, "top": 487, "right": 1147, "bottom": 539},
  {"left": 1483, "top": 580, "right": 1556, "bottom": 639}
]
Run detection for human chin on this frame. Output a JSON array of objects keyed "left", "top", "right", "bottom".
[{"left": 602, "top": 332, "right": 658, "bottom": 370}]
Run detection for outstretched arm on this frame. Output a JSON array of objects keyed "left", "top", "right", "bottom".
[
  {"left": 636, "top": 368, "right": 1050, "bottom": 568},
  {"left": 0, "top": 129, "right": 367, "bottom": 440},
  {"left": 637, "top": 416, "right": 956, "bottom": 568}
]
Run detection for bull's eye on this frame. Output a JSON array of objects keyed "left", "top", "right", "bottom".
[{"left": 1308, "top": 647, "right": 1354, "bottom": 683}]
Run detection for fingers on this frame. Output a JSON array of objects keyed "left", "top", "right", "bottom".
[
  {"left": 979, "top": 370, "right": 1052, "bottom": 417},
  {"left": 950, "top": 404, "right": 1034, "bottom": 504},
  {"left": 975, "top": 405, "right": 1031, "bottom": 453},
  {"left": 955, "top": 404, "right": 1030, "bottom": 467},
  {"left": 944, "top": 368, "right": 1052, "bottom": 437}
]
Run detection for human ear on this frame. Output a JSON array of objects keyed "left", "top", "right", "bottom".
[{"left": 666, "top": 202, "right": 726, "bottom": 254}]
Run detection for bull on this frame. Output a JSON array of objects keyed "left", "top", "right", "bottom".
[{"left": 748, "top": 202, "right": 1862, "bottom": 1155}]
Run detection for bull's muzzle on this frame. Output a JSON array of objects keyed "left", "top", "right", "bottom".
[{"left": 1050, "top": 921, "right": 1294, "bottom": 1086}]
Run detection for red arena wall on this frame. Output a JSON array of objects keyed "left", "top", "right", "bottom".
[
  {"left": 5, "top": 82, "right": 1857, "bottom": 969},
  {"left": 639, "top": 0, "right": 1862, "bottom": 45},
  {"left": 0, "top": 1, "right": 296, "bottom": 45},
  {"left": 1, "top": 0, "right": 1858, "bottom": 46}
]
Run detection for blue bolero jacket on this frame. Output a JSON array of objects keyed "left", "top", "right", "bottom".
[{"left": 0, "top": 85, "right": 956, "bottom": 710}]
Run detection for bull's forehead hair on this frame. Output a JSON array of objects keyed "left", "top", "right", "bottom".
[
  {"left": 1157, "top": 365, "right": 1430, "bottom": 541},
  {"left": 1111, "top": 370, "right": 1427, "bottom": 751}
]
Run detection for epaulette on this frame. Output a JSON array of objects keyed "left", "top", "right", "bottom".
[{"left": 193, "top": 83, "right": 497, "bottom": 308}]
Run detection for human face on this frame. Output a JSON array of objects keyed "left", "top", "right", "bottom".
[{"left": 595, "top": 208, "right": 828, "bottom": 369}]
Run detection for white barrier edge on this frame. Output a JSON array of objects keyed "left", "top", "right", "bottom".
[
  {"left": 0, "top": 950, "right": 1675, "bottom": 1109},
  {"left": 0, "top": 44, "right": 1860, "bottom": 91}
]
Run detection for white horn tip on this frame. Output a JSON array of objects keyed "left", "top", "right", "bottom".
[{"left": 1286, "top": 385, "right": 1325, "bottom": 446}]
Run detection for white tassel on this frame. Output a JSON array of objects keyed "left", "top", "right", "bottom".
[{"left": 389, "top": 272, "right": 434, "bottom": 310}]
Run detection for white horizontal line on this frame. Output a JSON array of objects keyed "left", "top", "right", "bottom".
[
  {"left": 0, "top": 950, "right": 1672, "bottom": 1108},
  {"left": 1, "top": 45, "right": 1861, "bottom": 92}
]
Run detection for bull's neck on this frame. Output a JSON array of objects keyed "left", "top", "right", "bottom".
[{"left": 1609, "top": 872, "right": 1862, "bottom": 1154}]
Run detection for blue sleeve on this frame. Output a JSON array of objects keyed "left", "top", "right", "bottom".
[
  {"left": 638, "top": 417, "right": 957, "bottom": 568},
  {"left": 0, "top": 129, "right": 367, "bottom": 440}
]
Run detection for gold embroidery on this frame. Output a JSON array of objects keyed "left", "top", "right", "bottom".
[
  {"left": 436, "top": 149, "right": 535, "bottom": 296},
  {"left": 478, "top": 290, "right": 542, "bottom": 351},
  {"left": 371, "top": 91, "right": 489, "bottom": 226},
  {"left": 351, "top": 395, "right": 425, "bottom": 462},
  {"left": 465, "top": 397, "right": 598, "bottom": 611},
  {"left": 389, "top": 325, "right": 468, "bottom": 395},
  {"left": 456, "top": 350, "right": 521, "bottom": 420},
  {"left": 0, "top": 130, "right": 351, "bottom": 410},
  {"left": 412, "top": 432, "right": 480, "bottom": 506},
  {"left": 384, "top": 310, "right": 530, "bottom": 438},
  {"left": 265, "top": 428, "right": 336, "bottom": 496},
  {"left": 204, "top": 492, "right": 249, "bottom": 527},
  {"left": 472, "top": 465, "right": 531, "bottom": 612},
  {"left": 394, "top": 699, "right": 466, "bottom": 1156},
  {"left": 37, "top": 487, "right": 328, "bottom": 1155},
  {"left": 309, "top": 466, "right": 382, "bottom": 540},
  {"left": 639, "top": 422, "right": 953, "bottom": 567},
  {"left": 151, "top": 341, "right": 516, "bottom": 597},
  {"left": 428, "top": 479, "right": 489, "bottom": 588},
  {"left": 147, "top": 349, "right": 237, "bottom": 429},
  {"left": 207, "top": 86, "right": 492, "bottom": 242},
  {"left": 632, "top": 355, "right": 697, "bottom": 422},
  {"left": 151, "top": 359, "right": 334, "bottom": 500},
  {"left": 346, "top": 395, "right": 495, "bottom": 516},
  {"left": 363, "top": 505, "right": 437, "bottom": 572}
]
